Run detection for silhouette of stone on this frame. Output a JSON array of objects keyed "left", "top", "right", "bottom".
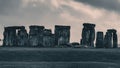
[
  {"left": 104, "top": 29, "right": 118, "bottom": 48},
  {"left": 96, "top": 32, "right": 104, "bottom": 48},
  {"left": 80, "top": 23, "right": 96, "bottom": 47},
  {"left": 17, "top": 27, "right": 28, "bottom": 46},
  {"left": 113, "top": 31, "right": 118, "bottom": 48},
  {"left": 55, "top": 25, "right": 71, "bottom": 46},
  {"left": 3, "top": 27, "right": 16, "bottom": 46},
  {"left": 29, "top": 25, "right": 44, "bottom": 47},
  {"left": 108, "top": 29, "right": 118, "bottom": 48},
  {"left": 3, "top": 26, "right": 27, "bottom": 46},
  {"left": 43, "top": 29, "right": 55, "bottom": 47},
  {"left": 104, "top": 31, "right": 112, "bottom": 48}
]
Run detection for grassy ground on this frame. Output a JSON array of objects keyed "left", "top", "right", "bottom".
[
  {"left": 0, "top": 47, "right": 120, "bottom": 68},
  {"left": 0, "top": 62, "right": 119, "bottom": 68}
]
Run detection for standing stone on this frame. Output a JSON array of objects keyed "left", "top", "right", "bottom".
[
  {"left": 96, "top": 32, "right": 104, "bottom": 48},
  {"left": 29, "top": 25, "right": 44, "bottom": 47},
  {"left": 55, "top": 25, "right": 71, "bottom": 46},
  {"left": 113, "top": 32, "right": 118, "bottom": 48},
  {"left": 17, "top": 26, "right": 28, "bottom": 46},
  {"left": 80, "top": 25, "right": 90, "bottom": 46},
  {"left": 43, "top": 29, "right": 55, "bottom": 47},
  {"left": 3, "top": 27, "right": 17, "bottom": 46},
  {"left": 104, "top": 29, "right": 118, "bottom": 48},
  {"left": 106, "top": 29, "right": 118, "bottom": 48},
  {"left": 104, "top": 31, "right": 113, "bottom": 48},
  {"left": 89, "top": 26, "right": 95, "bottom": 47},
  {"left": 80, "top": 23, "right": 96, "bottom": 47},
  {"left": 3, "top": 26, "right": 27, "bottom": 46}
]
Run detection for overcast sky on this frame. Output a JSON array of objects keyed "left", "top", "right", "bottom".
[{"left": 0, "top": 0, "right": 120, "bottom": 44}]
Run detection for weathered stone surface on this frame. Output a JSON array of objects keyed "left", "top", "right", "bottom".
[
  {"left": 104, "top": 31, "right": 112, "bottom": 48},
  {"left": 3, "top": 27, "right": 16, "bottom": 46},
  {"left": 80, "top": 23, "right": 96, "bottom": 47},
  {"left": 3, "top": 26, "right": 26, "bottom": 46},
  {"left": 43, "top": 29, "right": 55, "bottom": 47},
  {"left": 3, "top": 25, "right": 118, "bottom": 49},
  {"left": 104, "top": 29, "right": 118, "bottom": 48},
  {"left": 113, "top": 32, "right": 118, "bottom": 48},
  {"left": 29, "top": 25, "right": 44, "bottom": 47},
  {"left": 55, "top": 25, "right": 71, "bottom": 46},
  {"left": 17, "top": 27, "right": 28, "bottom": 46},
  {"left": 108, "top": 29, "right": 118, "bottom": 48},
  {"left": 96, "top": 32, "right": 104, "bottom": 48}
]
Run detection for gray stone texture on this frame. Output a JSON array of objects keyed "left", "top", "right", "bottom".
[
  {"left": 43, "top": 29, "right": 55, "bottom": 47},
  {"left": 29, "top": 25, "right": 44, "bottom": 47},
  {"left": 80, "top": 23, "right": 96, "bottom": 47},
  {"left": 104, "top": 29, "right": 118, "bottom": 48},
  {"left": 55, "top": 25, "right": 71, "bottom": 46},
  {"left": 3, "top": 26, "right": 28, "bottom": 46},
  {"left": 17, "top": 27, "right": 28, "bottom": 46},
  {"left": 96, "top": 32, "right": 104, "bottom": 48}
]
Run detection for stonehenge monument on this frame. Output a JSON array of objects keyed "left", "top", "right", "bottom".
[
  {"left": 2, "top": 23, "right": 118, "bottom": 48},
  {"left": 3, "top": 25, "right": 71, "bottom": 47}
]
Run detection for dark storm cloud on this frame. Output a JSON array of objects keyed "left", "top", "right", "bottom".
[
  {"left": 0, "top": 0, "right": 21, "bottom": 15},
  {"left": 74, "top": 0, "right": 120, "bottom": 12}
]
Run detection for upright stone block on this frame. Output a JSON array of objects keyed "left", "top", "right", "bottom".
[
  {"left": 43, "top": 29, "right": 55, "bottom": 47},
  {"left": 104, "top": 31, "right": 112, "bottom": 48},
  {"left": 29, "top": 25, "right": 44, "bottom": 47},
  {"left": 17, "top": 27, "right": 28, "bottom": 46},
  {"left": 104, "top": 29, "right": 118, "bottom": 48},
  {"left": 80, "top": 23, "right": 96, "bottom": 47},
  {"left": 3, "top": 26, "right": 27, "bottom": 46},
  {"left": 89, "top": 28, "right": 95, "bottom": 47},
  {"left": 55, "top": 25, "right": 71, "bottom": 46},
  {"left": 96, "top": 32, "right": 104, "bottom": 48},
  {"left": 80, "top": 25, "right": 90, "bottom": 46},
  {"left": 111, "top": 29, "right": 118, "bottom": 48},
  {"left": 113, "top": 32, "right": 118, "bottom": 48},
  {"left": 3, "top": 27, "right": 16, "bottom": 46}
]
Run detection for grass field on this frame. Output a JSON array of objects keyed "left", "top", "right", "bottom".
[
  {"left": 0, "top": 47, "right": 120, "bottom": 68},
  {"left": 0, "top": 62, "right": 119, "bottom": 68}
]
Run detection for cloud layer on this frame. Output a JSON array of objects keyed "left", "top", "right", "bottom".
[{"left": 75, "top": 0, "right": 120, "bottom": 13}]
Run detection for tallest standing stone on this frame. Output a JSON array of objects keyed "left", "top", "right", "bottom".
[{"left": 80, "top": 23, "right": 96, "bottom": 47}]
